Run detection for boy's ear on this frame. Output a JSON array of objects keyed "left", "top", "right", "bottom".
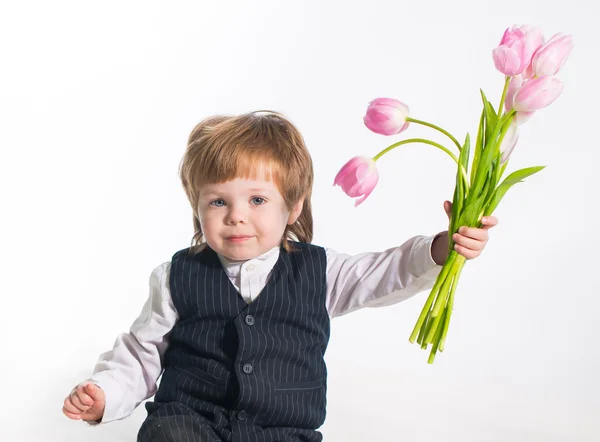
[{"left": 287, "top": 198, "right": 304, "bottom": 225}]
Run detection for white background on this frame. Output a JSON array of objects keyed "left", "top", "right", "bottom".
[{"left": 1, "top": 1, "right": 598, "bottom": 441}]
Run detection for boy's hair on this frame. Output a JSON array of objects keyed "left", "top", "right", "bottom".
[{"left": 179, "top": 110, "right": 314, "bottom": 254}]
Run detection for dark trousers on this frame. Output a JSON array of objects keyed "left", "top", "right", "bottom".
[{"left": 137, "top": 402, "right": 223, "bottom": 442}]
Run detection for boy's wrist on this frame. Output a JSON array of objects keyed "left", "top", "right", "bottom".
[{"left": 431, "top": 230, "right": 449, "bottom": 266}]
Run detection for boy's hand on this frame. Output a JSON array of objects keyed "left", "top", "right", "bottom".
[
  {"left": 63, "top": 383, "right": 106, "bottom": 423},
  {"left": 433, "top": 200, "right": 499, "bottom": 264}
]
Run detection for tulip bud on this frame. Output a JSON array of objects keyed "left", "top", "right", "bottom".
[
  {"left": 333, "top": 156, "right": 379, "bottom": 206},
  {"left": 492, "top": 25, "right": 544, "bottom": 76},
  {"left": 364, "top": 98, "right": 410, "bottom": 135}
]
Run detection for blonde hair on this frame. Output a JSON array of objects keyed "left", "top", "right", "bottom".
[{"left": 179, "top": 110, "right": 314, "bottom": 255}]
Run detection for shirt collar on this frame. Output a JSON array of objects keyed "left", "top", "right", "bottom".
[{"left": 217, "top": 245, "right": 281, "bottom": 278}]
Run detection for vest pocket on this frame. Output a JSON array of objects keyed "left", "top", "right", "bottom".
[
  {"left": 274, "top": 377, "right": 325, "bottom": 393},
  {"left": 173, "top": 366, "right": 224, "bottom": 389}
]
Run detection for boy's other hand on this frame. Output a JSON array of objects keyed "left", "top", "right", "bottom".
[{"left": 63, "top": 383, "right": 106, "bottom": 423}]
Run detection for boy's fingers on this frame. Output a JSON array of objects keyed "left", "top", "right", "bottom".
[
  {"left": 480, "top": 216, "right": 498, "bottom": 229},
  {"left": 453, "top": 233, "right": 484, "bottom": 251},
  {"left": 63, "top": 397, "right": 85, "bottom": 415},
  {"left": 85, "top": 383, "right": 103, "bottom": 401},
  {"left": 443, "top": 201, "right": 452, "bottom": 218},
  {"left": 69, "top": 391, "right": 89, "bottom": 411},
  {"left": 62, "top": 407, "right": 82, "bottom": 420},
  {"left": 454, "top": 244, "right": 480, "bottom": 259},
  {"left": 458, "top": 226, "right": 489, "bottom": 241},
  {"left": 76, "top": 388, "right": 94, "bottom": 407}
]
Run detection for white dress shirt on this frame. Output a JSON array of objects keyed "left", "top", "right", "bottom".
[{"left": 86, "top": 234, "right": 442, "bottom": 423}]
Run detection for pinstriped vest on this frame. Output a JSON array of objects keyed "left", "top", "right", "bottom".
[{"left": 149, "top": 241, "right": 330, "bottom": 441}]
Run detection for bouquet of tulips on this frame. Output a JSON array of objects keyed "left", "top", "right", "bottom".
[{"left": 334, "top": 25, "right": 573, "bottom": 363}]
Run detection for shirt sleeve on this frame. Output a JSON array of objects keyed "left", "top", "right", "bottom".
[
  {"left": 83, "top": 261, "right": 178, "bottom": 424},
  {"left": 325, "top": 234, "right": 443, "bottom": 318}
]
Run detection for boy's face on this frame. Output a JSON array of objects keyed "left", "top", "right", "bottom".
[{"left": 197, "top": 174, "right": 303, "bottom": 262}]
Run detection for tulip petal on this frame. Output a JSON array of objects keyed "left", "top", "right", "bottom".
[
  {"left": 354, "top": 176, "right": 378, "bottom": 206},
  {"left": 513, "top": 76, "right": 564, "bottom": 112},
  {"left": 505, "top": 74, "right": 523, "bottom": 112},
  {"left": 532, "top": 33, "right": 573, "bottom": 76},
  {"left": 333, "top": 156, "right": 379, "bottom": 204},
  {"left": 493, "top": 45, "right": 524, "bottom": 76},
  {"left": 500, "top": 122, "right": 519, "bottom": 163},
  {"left": 333, "top": 156, "right": 365, "bottom": 186},
  {"left": 515, "top": 110, "right": 534, "bottom": 125}
]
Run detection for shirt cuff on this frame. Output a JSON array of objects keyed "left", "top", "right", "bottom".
[
  {"left": 409, "top": 233, "right": 444, "bottom": 280},
  {"left": 80, "top": 372, "right": 125, "bottom": 425}
]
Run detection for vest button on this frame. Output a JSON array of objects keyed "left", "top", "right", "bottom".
[
  {"left": 244, "top": 315, "right": 255, "bottom": 326},
  {"left": 237, "top": 410, "right": 247, "bottom": 421},
  {"left": 242, "top": 363, "right": 254, "bottom": 374}
]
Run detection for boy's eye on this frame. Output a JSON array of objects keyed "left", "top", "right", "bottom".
[
  {"left": 251, "top": 197, "right": 265, "bottom": 205},
  {"left": 210, "top": 199, "right": 226, "bottom": 207}
]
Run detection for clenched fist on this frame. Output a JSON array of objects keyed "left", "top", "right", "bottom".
[{"left": 63, "top": 383, "right": 106, "bottom": 422}]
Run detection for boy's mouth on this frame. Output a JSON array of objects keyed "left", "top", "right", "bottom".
[{"left": 226, "top": 235, "right": 253, "bottom": 243}]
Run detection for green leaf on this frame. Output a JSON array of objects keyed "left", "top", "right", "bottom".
[
  {"left": 485, "top": 166, "right": 546, "bottom": 215},
  {"left": 450, "top": 133, "right": 471, "bottom": 243},
  {"left": 470, "top": 108, "right": 485, "bottom": 187},
  {"left": 456, "top": 197, "right": 483, "bottom": 228},
  {"left": 481, "top": 89, "right": 498, "bottom": 143},
  {"left": 460, "top": 133, "right": 471, "bottom": 174},
  {"left": 487, "top": 155, "right": 503, "bottom": 200},
  {"left": 470, "top": 111, "right": 515, "bottom": 201},
  {"left": 458, "top": 168, "right": 498, "bottom": 228}
]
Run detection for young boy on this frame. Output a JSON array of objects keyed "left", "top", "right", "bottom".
[{"left": 63, "top": 111, "right": 497, "bottom": 441}]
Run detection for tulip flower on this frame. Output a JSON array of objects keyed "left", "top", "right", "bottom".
[
  {"left": 532, "top": 33, "right": 574, "bottom": 77},
  {"left": 492, "top": 25, "right": 544, "bottom": 76},
  {"left": 333, "top": 156, "right": 379, "bottom": 206},
  {"left": 363, "top": 98, "right": 410, "bottom": 135},
  {"left": 513, "top": 75, "right": 564, "bottom": 112}
]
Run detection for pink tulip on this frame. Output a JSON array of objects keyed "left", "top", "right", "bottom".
[
  {"left": 492, "top": 25, "right": 544, "bottom": 76},
  {"left": 532, "top": 33, "right": 573, "bottom": 77},
  {"left": 505, "top": 75, "right": 535, "bottom": 124},
  {"left": 333, "top": 156, "right": 379, "bottom": 206},
  {"left": 499, "top": 121, "right": 519, "bottom": 164},
  {"left": 512, "top": 75, "right": 564, "bottom": 112},
  {"left": 364, "top": 98, "right": 410, "bottom": 135}
]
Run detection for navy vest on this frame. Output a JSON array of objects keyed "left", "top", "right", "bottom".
[{"left": 147, "top": 242, "right": 331, "bottom": 442}]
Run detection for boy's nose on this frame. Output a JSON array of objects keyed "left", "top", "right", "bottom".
[{"left": 226, "top": 207, "right": 247, "bottom": 225}]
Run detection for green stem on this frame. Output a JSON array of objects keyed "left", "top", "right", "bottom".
[
  {"left": 372, "top": 138, "right": 469, "bottom": 189},
  {"left": 416, "top": 309, "right": 431, "bottom": 345},
  {"left": 406, "top": 117, "right": 462, "bottom": 152},
  {"left": 439, "top": 252, "right": 465, "bottom": 351},
  {"left": 497, "top": 76, "right": 511, "bottom": 117},
  {"left": 410, "top": 282, "right": 441, "bottom": 344},
  {"left": 409, "top": 252, "right": 457, "bottom": 343},
  {"left": 425, "top": 253, "right": 466, "bottom": 360},
  {"left": 427, "top": 305, "right": 447, "bottom": 364},
  {"left": 425, "top": 265, "right": 455, "bottom": 344}
]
